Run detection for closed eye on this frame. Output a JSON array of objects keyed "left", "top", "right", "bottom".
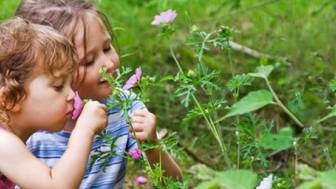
[
  {"left": 53, "top": 84, "right": 64, "bottom": 92},
  {"left": 103, "top": 46, "right": 111, "bottom": 53}
]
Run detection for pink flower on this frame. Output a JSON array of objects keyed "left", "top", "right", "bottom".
[
  {"left": 129, "top": 148, "right": 142, "bottom": 160},
  {"left": 122, "top": 67, "right": 142, "bottom": 91},
  {"left": 71, "top": 91, "right": 84, "bottom": 120},
  {"left": 135, "top": 176, "right": 147, "bottom": 185},
  {"left": 151, "top": 9, "right": 177, "bottom": 25}
]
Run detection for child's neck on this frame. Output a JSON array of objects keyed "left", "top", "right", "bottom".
[{"left": 2, "top": 122, "right": 34, "bottom": 142}]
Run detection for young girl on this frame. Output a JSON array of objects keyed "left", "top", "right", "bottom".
[
  {"left": 16, "top": 0, "right": 182, "bottom": 188},
  {"left": 0, "top": 17, "right": 108, "bottom": 188}
]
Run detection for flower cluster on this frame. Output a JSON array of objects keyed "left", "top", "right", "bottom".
[
  {"left": 151, "top": 9, "right": 177, "bottom": 25},
  {"left": 129, "top": 148, "right": 142, "bottom": 160},
  {"left": 135, "top": 176, "right": 147, "bottom": 185}
]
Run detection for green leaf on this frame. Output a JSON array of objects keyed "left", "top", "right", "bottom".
[
  {"left": 298, "top": 164, "right": 317, "bottom": 180},
  {"left": 159, "top": 75, "right": 175, "bottom": 82},
  {"left": 328, "top": 79, "right": 336, "bottom": 92},
  {"left": 258, "top": 127, "right": 294, "bottom": 151},
  {"left": 224, "top": 90, "right": 274, "bottom": 118},
  {"left": 319, "top": 169, "right": 336, "bottom": 189},
  {"left": 216, "top": 170, "right": 257, "bottom": 189},
  {"left": 195, "top": 180, "right": 220, "bottom": 189},
  {"left": 248, "top": 65, "right": 274, "bottom": 79},
  {"left": 226, "top": 74, "right": 253, "bottom": 92},
  {"left": 297, "top": 180, "right": 321, "bottom": 189}
]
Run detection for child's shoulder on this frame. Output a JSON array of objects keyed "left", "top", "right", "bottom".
[{"left": 0, "top": 129, "right": 27, "bottom": 157}]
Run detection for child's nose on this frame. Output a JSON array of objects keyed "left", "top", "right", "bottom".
[
  {"left": 102, "top": 54, "right": 120, "bottom": 73},
  {"left": 67, "top": 89, "right": 75, "bottom": 101}
]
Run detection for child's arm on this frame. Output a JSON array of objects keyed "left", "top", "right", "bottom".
[
  {"left": 130, "top": 110, "right": 183, "bottom": 180},
  {"left": 0, "top": 101, "right": 107, "bottom": 189}
]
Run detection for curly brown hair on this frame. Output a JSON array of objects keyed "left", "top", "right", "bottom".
[{"left": 0, "top": 17, "right": 79, "bottom": 123}]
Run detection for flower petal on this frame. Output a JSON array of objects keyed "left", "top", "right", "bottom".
[
  {"left": 72, "top": 92, "right": 84, "bottom": 120},
  {"left": 256, "top": 175, "right": 272, "bottom": 189}
]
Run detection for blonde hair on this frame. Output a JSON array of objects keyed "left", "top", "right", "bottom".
[
  {"left": 0, "top": 17, "right": 79, "bottom": 123},
  {"left": 16, "top": 0, "right": 115, "bottom": 65}
]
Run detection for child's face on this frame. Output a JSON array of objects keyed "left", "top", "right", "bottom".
[
  {"left": 74, "top": 12, "right": 120, "bottom": 100},
  {"left": 11, "top": 72, "right": 75, "bottom": 132}
]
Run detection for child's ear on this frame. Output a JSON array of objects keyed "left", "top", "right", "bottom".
[
  {"left": 0, "top": 87, "right": 21, "bottom": 113},
  {"left": 10, "top": 103, "right": 21, "bottom": 113}
]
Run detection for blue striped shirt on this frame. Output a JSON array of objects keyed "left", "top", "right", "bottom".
[{"left": 24, "top": 92, "right": 145, "bottom": 189}]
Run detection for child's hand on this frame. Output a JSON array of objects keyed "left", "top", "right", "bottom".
[
  {"left": 129, "top": 109, "right": 158, "bottom": 143},
  {"left": 77, "top": 100, "right": 107, "bottom": 135}
]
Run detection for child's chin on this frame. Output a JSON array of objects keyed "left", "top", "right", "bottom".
[{"left": 99, "top": 87, "right": 113, "bottom": 98}]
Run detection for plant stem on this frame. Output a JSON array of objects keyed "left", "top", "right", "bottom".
[
  {"left": 264, "top": 78, "right": 304, "bottom": 128},
  {"left": 226, "top": 38, "right": 235, "bottom": 76},
  {"left": 170, "top": 47, "right": 231, "bottom": 167}
]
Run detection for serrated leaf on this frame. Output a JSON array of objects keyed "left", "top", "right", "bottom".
[
  {"left": 224, "top": 90, "right": 274, "bottom": 119},
  {"left": 248, "top": 65, "right": 274, "bottom": 79},
  {"left": 258, "top": 127, "right": 293, "bottom": 151},
  {"left": 226, "top": 74, "right": 253, "bottom": 92},
  {"left": 217, "top": 169, "right": 257, "bottom": 189}
]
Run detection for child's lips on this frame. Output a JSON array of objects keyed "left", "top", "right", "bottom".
[{"left": 66, "top": 108, "right": 74, "bottom": 116}]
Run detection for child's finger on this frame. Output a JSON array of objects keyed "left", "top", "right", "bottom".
[
  {"left": 132, "top": 109, "right": 149, "bottom": 117},
  {"left": 130, "top": 116, "right": 144, "bottom": 123},
  {"left": 131, "top": 132, "right": 148, "bottom": 142},
  {"left": 129, "top": 123, "right": 143, "bottom": 132}
]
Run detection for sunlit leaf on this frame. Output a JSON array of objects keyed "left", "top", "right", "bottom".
[
  {"left": 224, "top": 90, "right": 274, "bottom": 119},
  {"left": 248, "top": 65, "right": 274, "bottom": 79},
  {"left": 195, "top": 180, "right": 220, "bottom": 189},
  {"left": 217, "top": 169, "right": 257, "bottom": 189},
  {"left": 297, "top": 180, "right": 321, "bottom": 189},
  {"left": 319, "top": 169, "right": 336, "bottom": 189}
]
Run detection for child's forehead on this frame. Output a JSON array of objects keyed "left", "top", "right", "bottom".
[
  {"left": 72, "top": 11, "right": 111, "bottom": 60},
  {"left": 32, "top": 63, "right": 70, "bottom": 81}
]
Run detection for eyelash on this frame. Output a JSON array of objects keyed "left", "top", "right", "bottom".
[
  {"left": 103, "top": 46, "right": 111, "bottom": 53},
  {"left": 53, "top": 84, "right": 65, "bottom": 92},
  {"left": 85, "top": 60, "right": 95, "bottom": 66}
]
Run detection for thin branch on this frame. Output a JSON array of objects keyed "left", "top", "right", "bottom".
[{"left": 228, "top": 40, "right": 276, "bottom": 60}]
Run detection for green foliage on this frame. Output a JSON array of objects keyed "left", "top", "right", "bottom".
[
  {"left": 195, "top": 169, "right": 258, "bottom": 189},
  {"left": 224, "top": 90, "right": 274, "bottom": 119},
  {"left": 89, "top": 131, "right": 119, "bottom": 171},
  {"left": 298, "top": 165, "right": 336, "bottom": 189},
  {"left": 226, "top": 74, "right": 254, "bottom": 92},
  {"left": 249, "top": 65, "right": 274, "bottom": 79},
  {"left": 258, "top": 127, "right": 293, "bottom": 151}
]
